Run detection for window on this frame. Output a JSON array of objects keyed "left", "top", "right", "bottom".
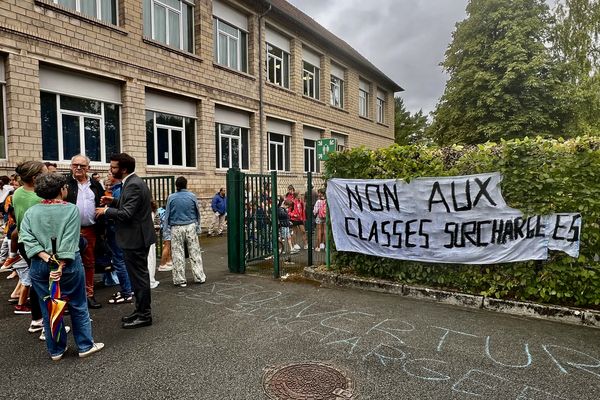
[
  {"left": 302, "top": 48, "right": 320, "bottom": 99},
  {"left": 143, "top": 0, "right": 194, "bottom": 53},
  {"left": 267, "top": 44, "right": 289, "bottom": 88},
  {"left": 303, "top": 139, "right": 320, "bottom": 173},
  {"left": 377, "top": 89, "right": 386, "bottom": 124},
  {"left": 213, "top": 19, "right": 248, "bottom": 72},
  {"left": 268, "top": 132, "right": 290, "bottom": 171},
  {"left": 359, "top": 79, "right": 370, "bottom": 118},
  {"left": 41, "top": 92, "right": 120, "bottom": 162},
  {"left": 146, "top": 111, "right": 195, "bottom": 167},
  {"left": 52, "top": 0, "right": 118, "bottom": 24},
  {"left": 0, "top": 84, "right": 5, "bottom": 159},
  {"left": 330, "top": 75, "right": 344, "bottom": 108},
  {"left": 0, "top": 58, "right": 5, "bottom": 159},
  {"left": 303, "top": 62, "right": 320, "bottom": 99},
  {"left": 215, "top": 123, "right": 249, "bottom": 169},
  {"left": 330, "top": 63, "right": 345, "bottom": 108},
  {"left": 332, "top": 133, "right": 347, "bottom": 152}
]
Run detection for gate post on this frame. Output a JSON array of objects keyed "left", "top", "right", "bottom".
[
  {"left": 307, "top": 172, "right": 313, "bottom": 267},
  {"left": 271, "top": 171, "right": 279, "bottom": 278},
  {"left": 226, "top": 168, "right": 243, "bottom": 273}
]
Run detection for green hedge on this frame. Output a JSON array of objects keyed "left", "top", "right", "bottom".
[{"left": 324, "top": 136, "right": 600, "bottom": 307}]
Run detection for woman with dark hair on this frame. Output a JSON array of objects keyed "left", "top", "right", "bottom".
[
  {"left": 20, "top": 173, "right": 104, "bottom": 361},
  {"left": 10, "top": 161, "right": 47, "bottom": 335}
]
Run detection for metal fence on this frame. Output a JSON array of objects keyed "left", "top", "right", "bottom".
[
  {"left": 227, "top": 169, "right": 329, "bottom": 278},
  {"left": 141, "top": 175, "right": 175, "bottom": 256}
]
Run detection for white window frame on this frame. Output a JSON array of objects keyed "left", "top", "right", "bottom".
[
  {"left": 377, "top": 96, "right": 385, "bottom": 124},
  {"left": 359, "top": 88, "right": 369, "bottom": 118},
  {"left": 303, "top": 61, "right": 320, "bottom": 100},
  {"left": 50, "top": 94, "right": 108, "bottom": 163},
  {"left": 216, "top": 123, "right": 249, "bottom": 170},
  {"left": 214, "top": 17, "right": 248, "bottom": 72},
  {"left": 332, "top": 133, "right": 347, "bottom": 152},
  {"left": 53, "top": 0, "right": 118, "bottom": 24},
  {"left": 303, "top": 139, "right": 320, "bottom": 173},
  {"left": 0, "top": 85, "right": 6, "bottom": 160},
  {"left": 147, "top": 111, "right": 195, "bottom": 167},
  {"left": 146, "top": 0, "right": 194, "bottom": 52},
  {"left": 268, "top": 132, "right": 290, "bottom": 172},
  {"left": 359, "top": 79, "right": 371, "bottom": 118},
  {"left": 267, "top": 43, "right": 290, "bottom": 88},
  {"left": 330, "top": 75, "right": 344, "bottom": 108}
]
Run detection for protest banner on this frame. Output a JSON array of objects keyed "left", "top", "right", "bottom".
[{"left": 327, "top": 173, "right": 581, "bottom": 264}]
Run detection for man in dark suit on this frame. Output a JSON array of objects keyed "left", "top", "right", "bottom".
[{"left": 95, "top": 153, "right": 156, "bottom": 329}]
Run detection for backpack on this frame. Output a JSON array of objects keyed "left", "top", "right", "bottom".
[{"left": 317, "top": 199, "right": 327, "bottom": 219}]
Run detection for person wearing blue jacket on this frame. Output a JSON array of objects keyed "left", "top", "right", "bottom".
[
  {"left": 163, "top": 177, "right": 205, "bottom": 287},
  {"left": 209, "top": 188, "right": 227, "bottom": 237}
]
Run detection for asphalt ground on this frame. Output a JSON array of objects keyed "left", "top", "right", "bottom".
[{"left": 1, "top": 235, "right": 600, "bottom": 399}]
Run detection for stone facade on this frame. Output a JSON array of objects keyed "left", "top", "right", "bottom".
[{"left": 0, "top": 0, "right": 400, "bottom": 211}]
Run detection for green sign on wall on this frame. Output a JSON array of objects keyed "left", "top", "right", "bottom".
[{"left": 316, "top": 138, "right": 337, "bottom": 161}]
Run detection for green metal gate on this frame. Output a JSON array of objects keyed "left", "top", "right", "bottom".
[
  {"left": 227, "top": 169, "right": 330, "bottom": 278},
  {"left": 226, "top": 168, "right": 277, "bottom": 274}
]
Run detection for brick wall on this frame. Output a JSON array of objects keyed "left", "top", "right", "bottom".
[{"left": 0, "top": 0, "right": 397, "bottom": 198}]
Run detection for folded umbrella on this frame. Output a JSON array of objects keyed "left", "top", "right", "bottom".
[{"left": 46, "top": 237, "right": 67, "bottom": 342}]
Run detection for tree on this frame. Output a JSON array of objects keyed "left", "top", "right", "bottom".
[
  {"left": 430, "top": 0, "right": 569, "bottom": 145},
  {"left": 551, "top": 0, "right": 600, "bottom": 135},
  {"left": 394, "top": 97, "right": 429, "bottom": 145}
]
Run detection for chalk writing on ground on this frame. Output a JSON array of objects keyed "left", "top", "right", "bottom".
[{"left": 155, "top": 277, "right": 600, "bottom": 399}]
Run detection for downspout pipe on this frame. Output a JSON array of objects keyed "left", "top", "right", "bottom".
[{"left": 258, "top": 0, "right": 272, "bottom": 176}]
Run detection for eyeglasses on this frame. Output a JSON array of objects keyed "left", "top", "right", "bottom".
[{"left": 71, "top": 163, "right": 88, "bottom": 169}]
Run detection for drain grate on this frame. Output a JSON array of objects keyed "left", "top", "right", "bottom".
[{"left": 263, "top": 362, "right": 355, "bottom": 399}]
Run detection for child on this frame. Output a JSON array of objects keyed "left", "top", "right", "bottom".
[
  {"left": 288, "top": 192, "right": 307, "bottom": 250},
  {"left": 157, "top": 206, "right": 173, "bottom": 272},
  {"left": 313, "top": 188, "right": 327, "bottom": 251},
  {"left": 148, "top": 200, "right": 159, "bottom": 289},
  {"left": 278, "top": 198, "right": 298, "bottom": 256}
]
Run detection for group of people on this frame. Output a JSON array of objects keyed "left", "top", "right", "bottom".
[
  {"left": 277, "top": 185, "right": 327, "bottom": 255},
  {"left": 0, "top": 153, "right": 209, "bottom": 361}
]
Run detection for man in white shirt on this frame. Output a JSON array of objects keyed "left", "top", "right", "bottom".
[{"left": 65, "top": 154, "right": 105, "bottom": 309}]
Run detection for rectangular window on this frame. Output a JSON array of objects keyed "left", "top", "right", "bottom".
[
  {"left": 330, "top": 75, "right": 343, "bottom": 108},
  {"left": 0, "top": 85, "right": 5, "bottom": 159},
  {"left": 302, "top": 61, "right": 320, "bottom": 100},
  {"left": 143, "top": 0, "right": 194, "bottom": 53},
  {"left": 41, "top": 92, "right": 120, "bottom": 162},
  {"left": 303, "top": 139, "right": 320, "bottom": 173},
  {"left": 376, "top": 89, "right": 386, "bottom": 124},
  {"left": 359, "top": 89, "right": 369, "bottom": 118},
  {"left": 54, "top": 0, "right": 118, "bottom": 24},
  {"left": 359, "top": 79, "right": 370, "bottom": 118},
  {"left": 215, "top": 123, "right": 249, "bottom": 169},
  {"left": 213, "top": 18, "right": 248, "bottom": 73},
  {"left": 146, "top": 110, "right": 196, "bottom": 167},
  {"left": 268, "top": 132, "right": 290, "bottom": 172},
  {"left": 377, "top": 97, "right": 385, "bottom": 123},
  {"left": 332, "top": 133, "right": 347, "bottom": 152},
  {"left": 267, "top": 44, "right": 290, "bottom": 89}
]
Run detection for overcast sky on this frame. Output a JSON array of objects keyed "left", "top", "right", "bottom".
[{"left": 287, "top": 0, "right": 469, "bottom": 115}]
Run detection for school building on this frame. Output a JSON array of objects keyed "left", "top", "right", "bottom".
[{"left": 0, "top": 0, "right": 402, "bottom": 203}]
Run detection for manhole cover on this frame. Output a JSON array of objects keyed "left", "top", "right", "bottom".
[{"left": 263, "top": 362, "right": 355, "bottom": 399}]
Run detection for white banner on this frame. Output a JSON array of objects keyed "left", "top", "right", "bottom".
[{"left": 327, "top": 173, "right": 581, "bottom": 264}]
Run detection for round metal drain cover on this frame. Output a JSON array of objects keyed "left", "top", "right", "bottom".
[{"left": 263, "top": 362, "right": 355, "bottom": 399}]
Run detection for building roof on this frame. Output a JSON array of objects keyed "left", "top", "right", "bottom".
[{"left": 267, "top": 0, "right": 404, "bottom": 93}]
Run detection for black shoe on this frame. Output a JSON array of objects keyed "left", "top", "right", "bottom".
[
  {"left": 121, "top": 312, "right": 139, "bottom": 323},
  {"left": 87, "top": 297, "right": 102, "bottom": 309},
  {"left": 122, "top": 317, "right": 152, "bottom": 329}
]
